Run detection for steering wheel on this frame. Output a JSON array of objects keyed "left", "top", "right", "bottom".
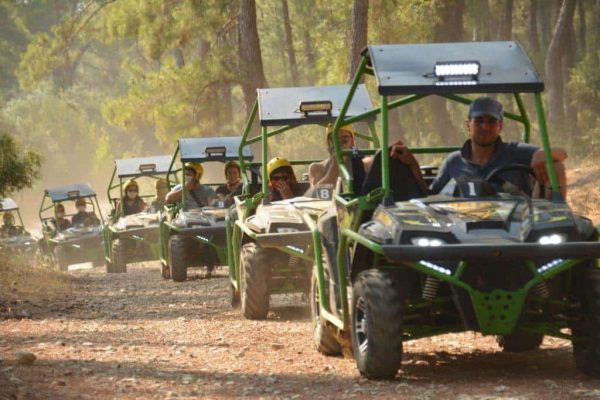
[{"left": 484, "top": 163, "right": 537, "bottom": 191}]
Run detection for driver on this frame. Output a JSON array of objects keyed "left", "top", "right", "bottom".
[
  {"left": 51, "top": 203, "right": 71, "bottom": 231},
  {"left": 71, "top": 198, "right": 100, "bottom": 226},
  {"left": 1, "top": 213, "right": 20, "bottom": 237},
  {"left": 165, "top": 162, "right": 217, "bottom": 208},
  {"left": 429, "top": 97, "right": 567, "bottom": 198},
  {"left": 267, "top": 157, "right": 299, "bottom": 201},
  {"left": 117, "top": 179, "right": 147, "bottom": 216}
]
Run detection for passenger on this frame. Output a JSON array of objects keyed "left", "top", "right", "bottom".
[
  {"left": 150, "top": 178, "right": 169, "bottom": 211},
  {"left": 267, "top": 157, "right": 298, "bottom": 201},
  {"left": 309, "top": 124, "right": 428, "bottom": 194},
  {"left": 215, "top": 161, "right": 243, "bottom": 206},
  {"left": 308, "top": 125, "right": 356, "bottom": 186},
  {"left": 165, "top": 162, "right": 217, "bottom": 208},
  {"left": 51, "top": 203, "right": 71, "bottom": 231},
  {"left": 117, "top": 179, "right": 147, "bottom": 216},
  {"left": 430, "top": 96, "right": 567, "bottom": 198},
  {"left": 0, "top": 213, "right": 20, "bottom": 237},
  {"left": 71, "top": 198, "right": 100, "bottom": 227}
]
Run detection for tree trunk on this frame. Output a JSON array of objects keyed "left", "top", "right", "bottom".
[
  {"left": 173, "top": 47, "right": 185, "bottom": 68},
  {"left": 499, "top": 0, "right": 514, "bottom": 39},
  {"left": 528, "top": 0, "right": 540, "bottom": 52},
  {"left": 471, "top": 0, "right": 491, "bottom": 41},
  {"left": 431, "top": 0, "right": 464, "bottom": 144},
  {"left": 545, "top": 0, "right": 577, "bottom": 123},
  {"left": 347, "top": 0, "right": 368, "bottom": 82},
  {"left": 280, "top": 0, "right": 299, "bottom": 85},
  {"left": 564, "top": 16, "right": 578, "bottom": 129},
  {"left": 539, "top": 1, "right": 552, "bottom": 50},
  {"left": 198, "top": 39, "right": 210, "bottom": 62},
  {"left": 238, "top": 0, "right": 268, "bottom": 114},
  {"left": 577, "top": 0, "right": 586, "bottom": 57}
]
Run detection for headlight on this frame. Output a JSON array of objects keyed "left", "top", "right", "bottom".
[
  {"left": 538, "top": 234, "right": 566, "bottom": 245},
  {"left": 410, "top": 237, "right": 445, "bottom": 247},
  {"left": 277, "top": 227, "right": 299, "bottom": 233}
]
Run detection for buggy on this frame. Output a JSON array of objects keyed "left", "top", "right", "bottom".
[
  {"left": 227, "top": 84, "right": 375, "bottom": 319},
  {"left": 39, "top": 183, "right": 104, "bottom": 271},
  {"left": 0, "top": 198, "right": 36, "bottom": 258},
  {"left": 103, "top": 155, "right": 173, "bottom": 273},
  {"left": 159, "top": 137, "right": 253, "bottom": 282},
  {"left": 309, "top": 41, "right": 600, "bottom": 379}
]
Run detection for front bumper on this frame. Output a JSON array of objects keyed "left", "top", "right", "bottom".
[{"left": 381, "top": 241, "right": 600, "bottom": 262}]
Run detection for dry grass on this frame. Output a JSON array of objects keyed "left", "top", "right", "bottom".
[
  {"left": 0, "top": 254, "right": 71, "bottom": 303},
  {"left": 567, "top": 162, "right": 600, "bottom": 225}
]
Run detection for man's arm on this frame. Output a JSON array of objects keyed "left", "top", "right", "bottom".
[
  {"left": 530, "top": 147, "right": 568, "bottom": 198},
  {"left": 389, "top": 141, "right": 429, "bottom": 195},
  {"left": 310, "top": 159, "right": 340, "bottom": 186},
  {"left": 531, "top": 147, "right": 568, "bottom": 198},
  {"left": 165, "top": 185, "right": 183, "bottom": 204}
]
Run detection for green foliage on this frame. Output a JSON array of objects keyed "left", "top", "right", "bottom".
[{"left": 0, "top": 132, "right": 41, "bottom": 197}]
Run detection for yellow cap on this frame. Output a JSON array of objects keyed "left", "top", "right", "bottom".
[
  {"left": 185, "top": 162, "right": 204, "bottom": 179},
  {"left": 267, "top": 157, "right": 292, "bottom": 179},
  {"left": 326, "top": 124, "right": 355, "bottom": 138}
]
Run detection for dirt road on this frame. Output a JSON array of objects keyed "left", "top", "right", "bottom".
[{"left": 2, "top": 262, "right": 600, "bottom": 400}]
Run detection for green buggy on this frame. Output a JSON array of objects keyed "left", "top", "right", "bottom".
[
  {"left": 227, "top": 84, "right": 375, "bottom": 319},
  {"left": 307, "top": 41, "right": 600, "bottom": 379},
  {"left": 159, "top": 137, "right": 253, "bottom": 282},
  {"left": 38, "top": 183, "right": 104, "bottom": 271},
  {"left": 0, "top": 198, "right": 36, "bottom": 258},
  {"left": 103, "top": 155, "right": 173, "bottom": 273}
]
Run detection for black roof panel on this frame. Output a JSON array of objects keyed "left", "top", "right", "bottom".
[
  {"left": 179, "top": 137, "right": 252, "bottom": 163},
  {"left": 45, "top": 183, "right": 96, "bottom": 202},
  {"left": 257, "top": 84, "right": 375, "bottom": 126},
  {"left": 0, "top": 198, "right": 18, "bottom": 211},
  {"left": 367, "top": 41, "right": 543, "bottom": 95},
  {"left": 115, "top": 155, "right": 173, "bottom": 178}
]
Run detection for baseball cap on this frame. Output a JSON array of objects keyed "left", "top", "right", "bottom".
[{"left": 468, "top": 97, "right": 503, "bottom": 120}]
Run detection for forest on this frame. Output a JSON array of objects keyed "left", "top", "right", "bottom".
[{"left": 0, "top": 0, "right": 599, "bottom": 217}]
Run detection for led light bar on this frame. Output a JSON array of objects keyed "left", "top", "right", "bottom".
[
  {"left": 537, "top": 258, "right": 564, "bottom": 274},
  {"left": 67, "top": 190, "right": 80, "bottom": 198},
  {"left": 206, "top": 146, "right": 227, "bottom": 157},
  {"left": 420, "top": 260, "right": 452, "bottom": 276},
  {"left": 434, "top": 80, "right": 478, "bottom": 86},
  {"left": 299, "top": 100, "right": 332, "bottom": 116},
  {"left": 139, "top": 163, "right": 157, "bottom": 172},
  {"left": 434, "top": 61, "right": 481, "bottom": 78}
]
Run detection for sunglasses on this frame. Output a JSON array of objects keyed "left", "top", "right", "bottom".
[
  {"left": 127, "top": 189, "right": 138, "bottom": 193},
  {"left": 271, "top": 174, "right": 290, "bottom": 181}
]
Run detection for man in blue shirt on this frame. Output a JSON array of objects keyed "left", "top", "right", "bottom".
[
  {"left": 165, "top": 162, "right": 217, "bottom": 208},
  {"left": 429, "top": 97, "right": 567, "bottom": 198}
]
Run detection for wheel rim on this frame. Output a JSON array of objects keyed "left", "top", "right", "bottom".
[{"left": 354, "top": 296, "right": 369, "bottom": 354}]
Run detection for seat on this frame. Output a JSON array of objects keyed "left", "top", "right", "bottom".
[{"left": 360, "top": 149, "right": 426, "bottom": 201}]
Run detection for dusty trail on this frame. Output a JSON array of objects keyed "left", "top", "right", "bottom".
[{"left": 2, "top": 262, "right": 600, "bottom": 400}]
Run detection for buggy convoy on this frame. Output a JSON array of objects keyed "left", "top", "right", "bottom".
[
  {"left": 305, "top": 41, "right": 600, "bottom": 379},
  {"left": 103, "top": 155, "right": 173, "bottom": 273},
  {"left": 39, "top": 183, "right": 104, "bottom": 271},
  {"left": 159, "top": 137, "right": 253, "bottom": 282},
  {"left": 226, "top": 84, "right": 375, "bottom": 319},
  {"left": 0, "top": 198, "right": 36, "bottom": 257}
]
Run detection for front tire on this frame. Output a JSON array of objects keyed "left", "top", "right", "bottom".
[
  {"left": 311, "top": 265, "right": 341, "bottom": 356},
  {"left": 169, "top": 235, "right": 189, "bottom": 282},
  {"left": 110, "top": 239, "right": 127, "bottom": 273},
  {"left": 573, "top": 263, "right": 600, "bottom": 376},
  {"left": 54, "top": 246, "right": 70, "bottom": 272},
  {"left": 497, "top": 331, "right": 543, "bottom": 352},
  {"left": 351, "top": 269, "right": 404, "bottom": 380},
  {"left": 240, "top": 243, "right": 271, "bottom": 319}
]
